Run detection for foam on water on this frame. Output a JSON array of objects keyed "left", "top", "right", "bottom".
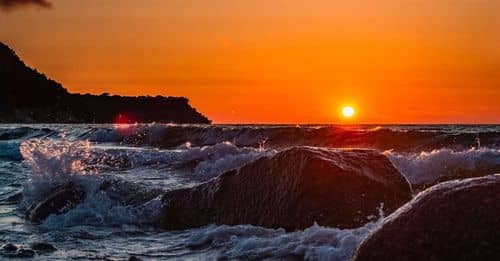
[
  {"left": 20, "top": 137, "right": 272, "bottom": 178},
  {"left": 18, "top": 137, "right": 151, "bottom": 227},
  {"left": 385, "top": 148, "right": 500, "bottom": 187},
  {"left": 186, "top": 221, "right": 381, "bottom": 260},
  {"left": 185, "top": 206, "right": 385, "bottom": 260},
  {"left": 40, "top": 191, "right": 163, "bottom": 229},
  {"left": 17, "top": 136, "right": 274, "bottom": 229}
]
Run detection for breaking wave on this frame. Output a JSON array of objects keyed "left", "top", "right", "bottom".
[
  {"left": 386, "top": 148, "right": 500, "bottom": 188},
  {"left": 86, "top": 124, "right": 499, "bottom": 151},
  {"left": 20, "top": 137, "right": 273, "bottom": 178},
  {"left": 3, "top": 124, "right": 499, "bottom": 152},
  {"left": 187, "top": 220, "right": 382, "bottom": 260},
  {"left": 17, "top": 136, "right": 273, "bottom": 228}
]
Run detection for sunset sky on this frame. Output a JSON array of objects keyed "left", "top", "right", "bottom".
[{"left": 1, "top": 0, "right": 499, "bottom": 123}]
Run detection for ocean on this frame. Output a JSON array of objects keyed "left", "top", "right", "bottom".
[{"left": 0, "top": 124, "right": 499, "bottom": 260}]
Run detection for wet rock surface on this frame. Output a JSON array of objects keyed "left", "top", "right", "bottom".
[
  {"left": 99, "top": 178, "right": 163, "bottom": 207},
  {"left": 30, "top": 242, "right": 57, "bottom": 252},
  {"left": 1, "top": 243, "right": 18, "bottom": 252},
  {"left": 14, "top": 248, "right": 35, "bottom": 258},
  {"left": 160, "top": 147, "right": 412, "bottom": 230},
  {"left": 1, "top": 244, "right": 36, "bottom": 258},
  {"left": 26, "top": 182, "right": 85, "bottom": 223},
  {"left": 354, "top": 174, "right": 500, "bottom": 261}
]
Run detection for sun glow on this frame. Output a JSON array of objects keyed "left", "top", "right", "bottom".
[{"left": 342, "top": 106, "right": 355, "bottom": 118}]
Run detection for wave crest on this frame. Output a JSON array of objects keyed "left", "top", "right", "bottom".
[
  {"left": 187, "top": 221, "right": 381, "bottom": 260},
  {"left": 385, "top": 148, "right": 500, "bottom": 188}
]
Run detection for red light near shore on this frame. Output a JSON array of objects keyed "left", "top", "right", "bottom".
[
  {"left": 114, "top": 113, "right": 137, "bottom": 124},
  {"left": 114, "top": 113, "right": 139, "bottom": 136}
]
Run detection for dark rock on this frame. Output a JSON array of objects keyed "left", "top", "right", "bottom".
[
  {"left": 27, "top": 182, "right": 85, "bottom": 223},
  {"left": 159, "top": 147, "right": 412, "bottom": 231},
  {"left": 24, "top": 177, "right": 163, "bottom": 224},
  {"left": 30, "top": 242, "right": 57, "bottom": 252},
  {"left": 5, "top": 192, "right": 23, "bottom": 204},
  {"left": 128, "top": 256, "right": 143, "bottom": 261},
  {"left": 14, "top": 248, "right": 35, "bottom": 258},
  {"left": 354, "top": 174, "right": 500, "bottom": 261},
  {"left": 99, "top": 178, "right": 163, "bottom": 207},
  {"left": 2, "top": 243, "right": 17, "bottom": 252}
]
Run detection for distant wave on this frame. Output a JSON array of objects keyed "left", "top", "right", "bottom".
[
  {"left": 3, "top": 124, "right": 499, "bottom": 152},
  {"left": 0, "top": 126, "right": 55, "bottom": 140},
  {"left": 78, "top": 125, "right": 500, "bottom": 151}
]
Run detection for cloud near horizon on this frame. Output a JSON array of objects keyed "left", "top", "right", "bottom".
[{"left": 0, "top": 0, "right": 52, "bottom": 11}]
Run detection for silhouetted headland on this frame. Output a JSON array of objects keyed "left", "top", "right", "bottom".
[{"left": 0, "top": 42, "right": 210, "bottom": 124}]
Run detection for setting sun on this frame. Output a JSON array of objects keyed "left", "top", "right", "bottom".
[{"left": 342, "top": 106, "right": 355, "bottom": 118}]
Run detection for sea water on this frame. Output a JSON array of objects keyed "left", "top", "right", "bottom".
[{"left": 0, "top": 124, "right": 498, "bottom": 260}]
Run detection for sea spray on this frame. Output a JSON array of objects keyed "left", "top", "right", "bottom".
[
  {"left": 18, "top": 136, "right": 274, "bottom": 228},
  {"left": 20, "top": 137, "right": 94, "bottom": 178}
]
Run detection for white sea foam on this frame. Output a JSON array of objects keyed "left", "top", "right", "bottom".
[
  {"left": 88, "top": 140, "right": 273, "bottom": 179},
  {"left": 385, "top": 148, "right": 500, "bottom": 186},
  {"left": 39, "top": 190, "right": 163, "bottom": 229},
  {"left": 20, "top": 137, "right": 272, "bottom": 177},
  {"left": 187, "top": 221, "right": 380, "bottom": 261},
  {"left": 18, "top": 137, "right": 272, "bottom": 228},
  {"left": 18, "top": 137, "right": 156, "bottom": 227},
  {"left": 41, "top": 190, "right": 137, "bottom": 228}
]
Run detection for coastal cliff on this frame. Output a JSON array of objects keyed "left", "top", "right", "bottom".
[{"left": 0, "top": 42, "right": 210, "bottom": 124}]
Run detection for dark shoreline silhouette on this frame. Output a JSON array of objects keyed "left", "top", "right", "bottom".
[{"left": 0, "top": 42, "right": 210, "bottom": 124}]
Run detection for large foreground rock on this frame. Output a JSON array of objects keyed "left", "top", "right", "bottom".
[
  {"left": 354, "top": 174, "right": 500, "bottom": 261},
  {"left": 159, "top": 147, "right": 412, "bottom": 230}
]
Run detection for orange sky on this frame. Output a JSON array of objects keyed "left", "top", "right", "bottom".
[{"left": 1, "top": 0, "right": 499, "bottom": 123}]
